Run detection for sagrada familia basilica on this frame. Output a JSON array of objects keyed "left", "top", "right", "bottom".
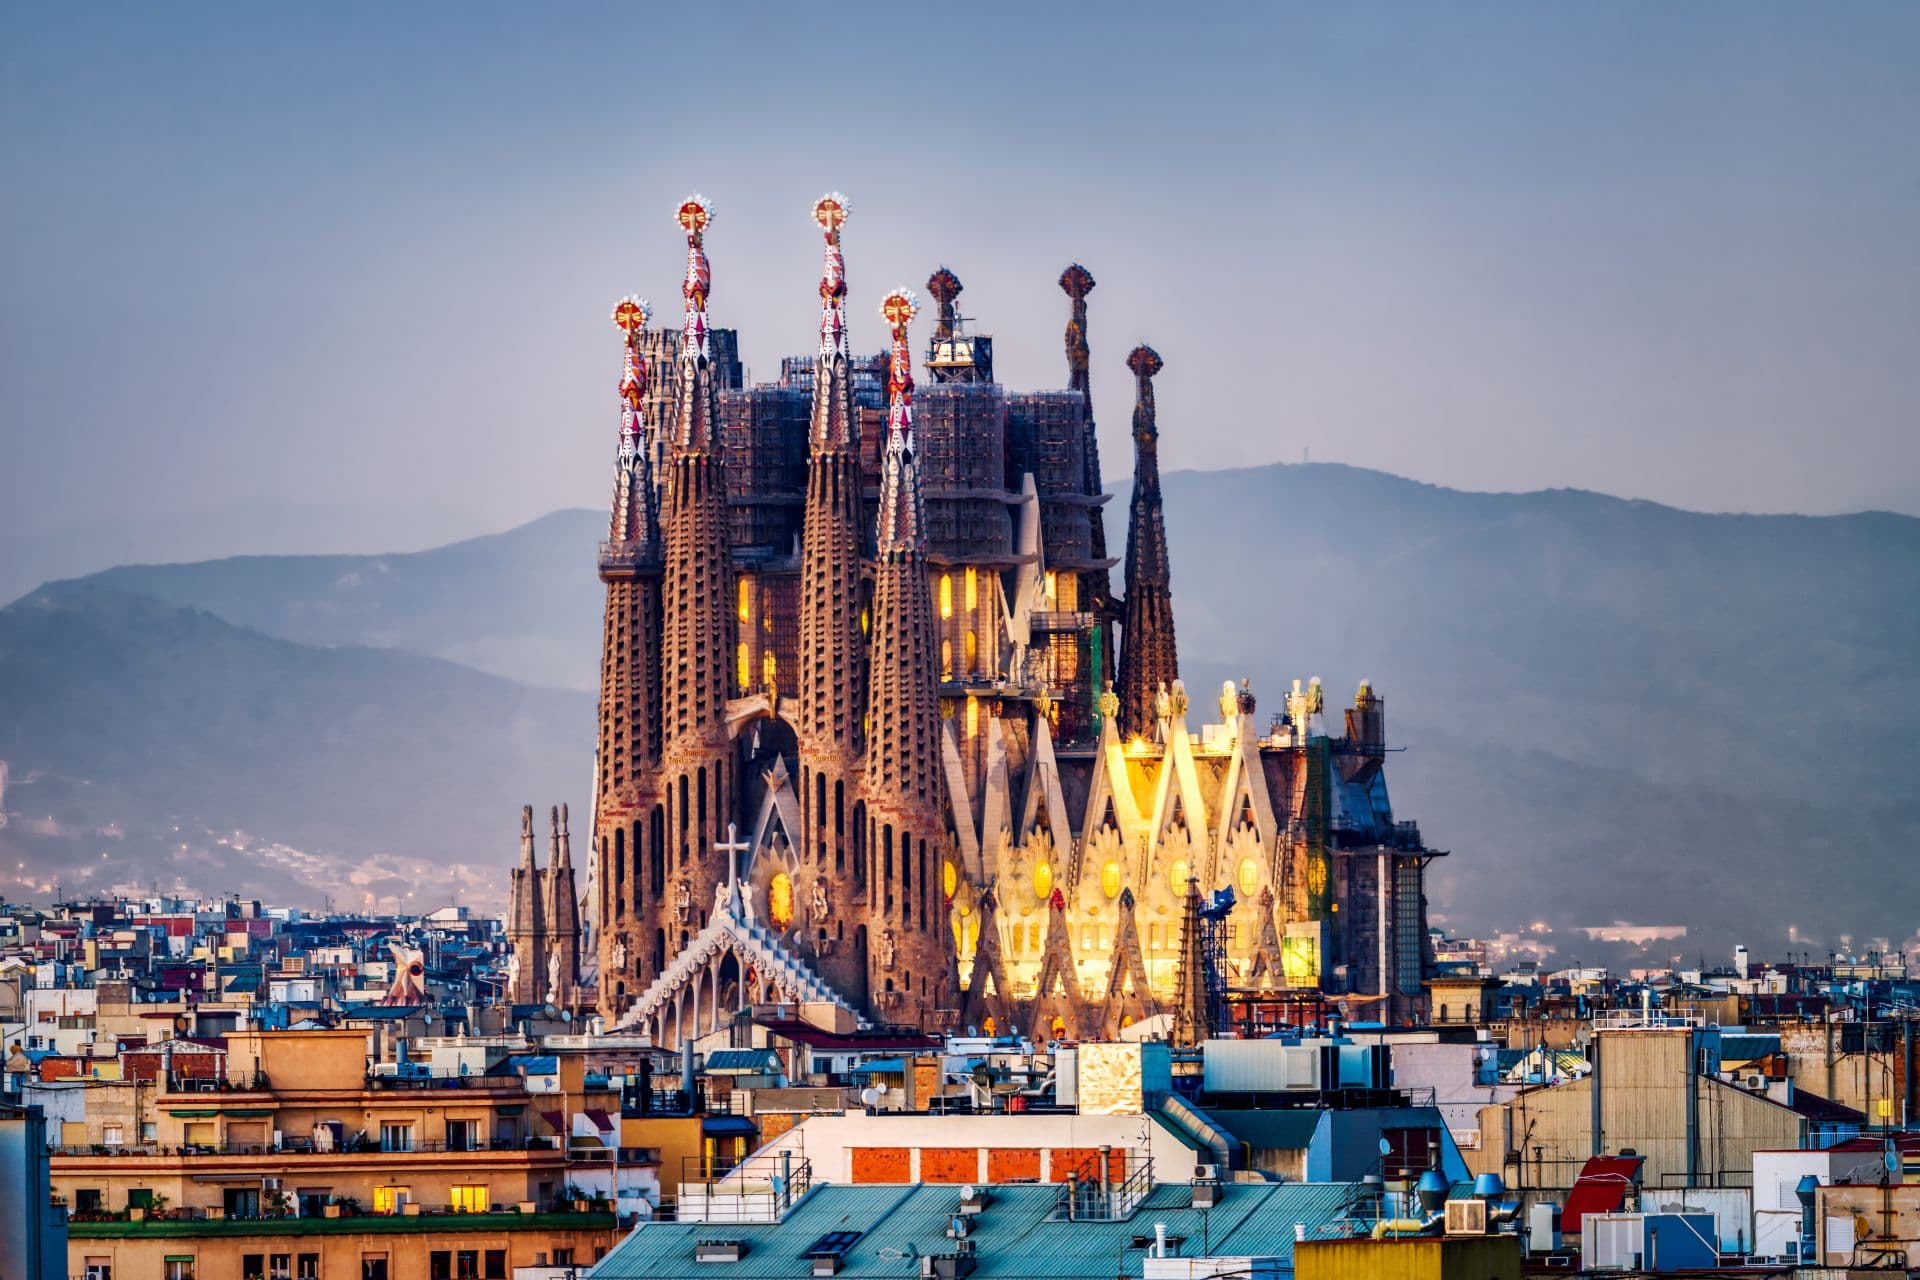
[{"left": 506, "top": 194, "right": 1445, "bottom": 1041}]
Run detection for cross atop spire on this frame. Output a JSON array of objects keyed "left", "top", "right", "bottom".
[
  {"left": 676, "top": 195, "right": 713, "bottom": 362},
  {"left": 875, "top": 289, "right": 924, "bottom": 558},
  {"left": 814, "top": 193, "right": 850, "bottom": 359}
]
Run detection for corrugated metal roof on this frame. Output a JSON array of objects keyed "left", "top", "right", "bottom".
[{"left": 593, "top": 1181, "right": 1364, "bottom": 1279}]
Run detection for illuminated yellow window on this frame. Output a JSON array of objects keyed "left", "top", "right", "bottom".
[
  {"left": 1100, "top": 860, "right": 1122, "bottom": 899},
  {"left": 1044, "top": 569, "right": 1057, "bottom": 603},
  {"left": 1168, "top": 858, "right": 1191, "bottom": 897},
  {"left": 762, "top": 650, "right": 777, "bottom": 690},
  {"left": 964, "top": 630, "right": 977, "bottom": 674},
  {"left": 1238, "top": 857, "right": 1260, "bottom": 899},
  {"left": 449, "top": 1185, "right": 489, "bottom": 1214},
  {"left": 737, "top": 578, "right": 751, "bottom": 622},
  {"left": 966, "top": 695, "right": 980, "bottom": 738},
  {"left": 964, "top": 567, "right": 978, "bottom": 610},
  {"left": 1032, "top": 861, "right": 1053, "bottom": 902},
  {"left": 939, "top": 574, "right": 953, "bottom": 619},
  {"left": 983, "top": 1015, "right": 997, "bottom": 1036},
  {"left": 860, "top": 607, "right": 870, "bottom": 635},
  {"left": 372, "top": 1186, "right": 410, "bottom": 1214},
  {"left": 736, "top": 642, "right": 750, "bottom": 690},
  {"left": 942, "top": 860, "right": 958, "bottom": 900},
  {"left": 769, "top": 872, "right": 793, "bottom": 928}
]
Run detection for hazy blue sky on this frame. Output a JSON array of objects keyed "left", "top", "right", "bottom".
[{"left": 4, "top": 2, "right": 1917, "bottom": 549}]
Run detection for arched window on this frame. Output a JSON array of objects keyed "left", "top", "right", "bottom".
[
  {"left": 964, "top": 630, "right": 978, "bottom": 675},
  {"left": 964, "top": 566, "right": 978, "bottom": 610},
  {"left": 736, "top": 642, "right": 750, "bottom": 691}
]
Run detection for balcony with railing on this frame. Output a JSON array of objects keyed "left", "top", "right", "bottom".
[{"left": 669, "top": 1151, "right": 812, "bottom": 1224}]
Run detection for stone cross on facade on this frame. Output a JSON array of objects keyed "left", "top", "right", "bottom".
[{"left": 715, "top": 823, "right": 752, "bottom": 916}]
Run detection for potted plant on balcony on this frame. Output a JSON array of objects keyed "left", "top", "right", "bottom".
[
  {"left": 563, "top": 1183, "right": 589, "bottom": 1213},
  {"left": 264, "top": 1189, "right": 293, "bottom": 1218}
]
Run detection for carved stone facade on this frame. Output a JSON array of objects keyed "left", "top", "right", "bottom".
[{"left": 586, "top": 199, "right": 1445, "bottom": 1038}]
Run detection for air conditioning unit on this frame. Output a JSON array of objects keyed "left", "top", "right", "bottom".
[
  {"left": 1193, "top": 1163, "right": 1220, "bottom": 1181},
  {"left": 1445, "top": 1199, "right": 1488, "bottom": 1235},
  {"left": 1746, "top": 1074, "right": 1765, "bottom": 1090}
]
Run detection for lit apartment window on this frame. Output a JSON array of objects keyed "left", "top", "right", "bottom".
[
  {"left": 379, "top": 1123, "right": 413, "bottom": 1153},
  {"left": 449, "top": 1184, "right": 490, "bottom": 1214},
  {"left": 372, "top": 1185, "right": 411, "bottom": 1214}
]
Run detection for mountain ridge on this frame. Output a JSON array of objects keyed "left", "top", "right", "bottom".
[{"left": 4, "top": 460, "right": 1914, "bottom": 955}]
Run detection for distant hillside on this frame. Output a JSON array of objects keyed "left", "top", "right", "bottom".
[
  {"left": 26, "top": 463, "right": 1920, "bottom": 953},
  {"left": 0, "top": 581, "right": 591, "bottom": 909}
]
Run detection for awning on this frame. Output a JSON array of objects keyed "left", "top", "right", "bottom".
[
  {"left": 850, "top": 1058, "right": 906, "bottom": 1074},
  {"left": 540, "top": 1110, "right": 565, "bottom": 1133},
  {"left": 585, "top": 1108, "right": 615, "bottom": 1133},
  {"left": 702, "top": 1115, "right": 759, "bottom": 1136}
]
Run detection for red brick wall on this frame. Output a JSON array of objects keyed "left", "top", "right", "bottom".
[
  {"left": 919, "top": 1147, "right": 981, "bottom": 1183},
  {"left": 986, "top": 1148, "right": 1041, "bottom": 1182},
  {"left": 757, "top": 1113, "right": 797, "bottom": 1142},
  {"left": 1049, "top": 1147, "right": 1127, "bottom": 1183},
  {"left": 850, "top": 1147, "right": 911, "bottom": 1183}
]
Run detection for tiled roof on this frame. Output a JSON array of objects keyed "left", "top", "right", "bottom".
[{"left": 593, "top": 1180, "right": 1363, "bottom": 1279}]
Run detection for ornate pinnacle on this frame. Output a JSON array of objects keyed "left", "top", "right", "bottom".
[
  {"left": 612, "top": 296, "right": 651, "bottom": 462},
  {"left": 1061, "top": 264, "right": 1095, "bottom": 392},
  {"left": 676, "top": 194, "right": 714, "bottom": 361},
  {"left": 605, "top": 296, "right": 657, "bottom": 555},
  {"left": 1126, "top": 344, "right": 1163, "bottom": 380},
  {"left": 875, "top": 288, "right": 922, "bottom": 556},
  {"left": 814, "top": 193, "right": 850, "bottom": 358},
  {"left": 926, "top": 267, "right": 962, "bottom": 341}
]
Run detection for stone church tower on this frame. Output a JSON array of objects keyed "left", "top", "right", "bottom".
[
  {"left": 1115, "top": 344, "right": 1179, "bottom": 740},
  {"left": 656, "top": 195, "right": 741, "bottom": 959},
  {"left": 862, "top": 288, "right": 952, "bottom": 1023},
  {"left": 794, "top": 196, "right": 871, "bottom": 998},
  {"left": 544, "top": 804, "right": 581, "bottom": 1008},
  {"left": 506, "top": 804, "right": 544, "bottom": 1004},
  {"left": 596, "top": 297, "right": 666, "bottom": 1011}
]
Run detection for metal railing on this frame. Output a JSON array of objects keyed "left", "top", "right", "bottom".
[
  {"left": 53, "top": 1138, "right": 562, "bottom": 1158},
  {"left": 671, "top": 1152, "right": 812, "bottom": 1224},
  {"left": 1053, "top": 1151, "right": 1153, "bottom": 1222}
]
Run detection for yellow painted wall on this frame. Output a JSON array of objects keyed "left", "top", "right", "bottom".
[{"left": 1295, "top": 1235, "right": 1521, "bottom": 1280}]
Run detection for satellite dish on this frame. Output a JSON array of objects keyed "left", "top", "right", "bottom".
[
  {"left": 960, "top": 1184, "right": 977, "bottom": 1201},
  {"left": 1379, "top": 1138, "right": 1393, "bottom": 1156},
  {"left": 859, "top": 1085, "right": 883, "bottom": 1108},
  {"left": 560, "top": 1010, "right": 572, "bottom": 1023}
]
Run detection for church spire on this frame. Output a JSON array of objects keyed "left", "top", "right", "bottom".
[
  {"left": 674, "top": 195, "right": 718, "bottom": 452},
  {"left": 863, "top": 287, "right": 948, "bottom": 1019},
  {"left": 604, "top": 296, "right": 660, "bottom": 568},
  {"left": 657, "top": 191, "right": 739, "bottom": 931},
  {"left": 1061, "top": 263, "right": 1116, "bottom": 697},
  {"left": 808, "top": 193, "right": 856, "bottom": 449},
  {"left": 797, "top": 193, "right": 868, "bottom": 764},
  {"left": 874, "top": 289, "right": 925, "bottom": 558},
  {"left": 1116, "top": 344, "right": 1178, "bottom": 740}
]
